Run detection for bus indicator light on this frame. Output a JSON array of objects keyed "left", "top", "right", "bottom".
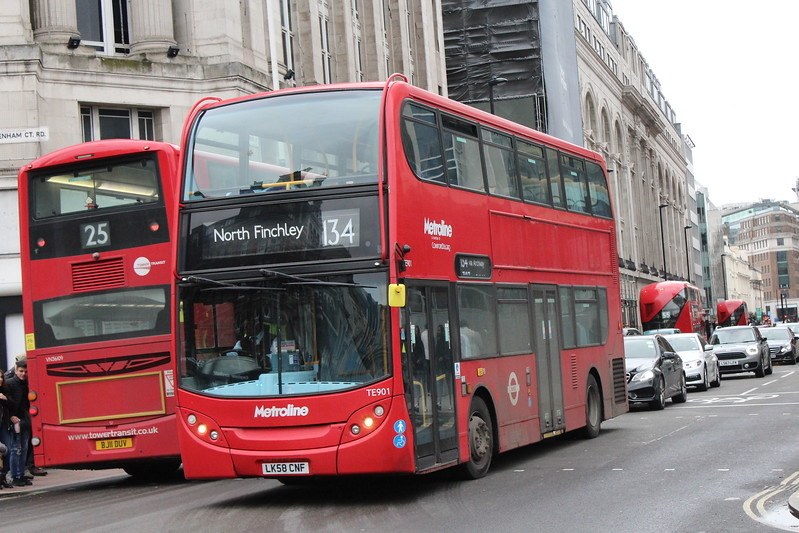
[{"left": 28, "top": 391, "right": 37, "bottom": 401}]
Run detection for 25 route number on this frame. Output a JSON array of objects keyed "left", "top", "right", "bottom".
[{"left": 81, "top": 221, "right": 110, "bottom": 249}]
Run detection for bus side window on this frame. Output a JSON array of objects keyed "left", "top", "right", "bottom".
[
  {"left": 585, "top": 161, "right": 612, "bottom": 218},
  {"left": 546, "top": 148, "right": 565, "bottom": 208}
]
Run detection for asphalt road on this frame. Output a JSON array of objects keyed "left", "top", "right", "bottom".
[{"left": 5, "top": 366, "right": 799, "bottom": 533}]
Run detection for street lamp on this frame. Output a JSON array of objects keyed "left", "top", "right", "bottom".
[
  {"left": 721, "top": 253, "right": 728, "bottom": 300},
  {"left": 683, "top": 225, "right": 692, "bottom": 282},
  {"left": 658, "top": 203, "right": 669, "bottom": 280},
  {"left": 488, "top": 76, "right": 507, "bottom": 115}
]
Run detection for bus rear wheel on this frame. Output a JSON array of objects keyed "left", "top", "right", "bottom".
[
  {"left": 459, "top": 397, "right": 493, "bottom": 479},
  {"left": 581, "top": 374, "right": 602, "bottom": 439}
]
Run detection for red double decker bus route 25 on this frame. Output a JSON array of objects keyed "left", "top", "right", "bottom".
[
  {"left": 174, "top": 75, "right": 627, "bottom": 481},
  {"left": 18, "top": 139, "right": 182, "bottom": 478}
]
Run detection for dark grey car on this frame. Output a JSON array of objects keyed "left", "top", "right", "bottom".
[{"left": 709, "top": 325, "right": 772, "bottom": 377}]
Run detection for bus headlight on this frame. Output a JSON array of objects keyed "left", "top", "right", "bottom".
[{"left": 341, "top": 400, "right": 390, "bottom": 444}]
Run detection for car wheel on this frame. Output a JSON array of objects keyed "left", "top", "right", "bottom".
[
  {"left": 765, "top": 354, "right": 773, "bottom": 375},
  {"left": 710, "top": 365, "right": 721, "bottom": 387},
  {"left": 791, "top": 352, "right": 798, "bottom": 365},
  {"left": 755, "top": 356, "right": 766, "bottom": 377},
  {"left": 697, "top": 367, "right": 709, "bottom": 392},
  {"left": 649, "top": 377, "right": 666, "bottom": 410},
  {"left": 672, "top": 374, "right": 688, "bottom": 403}
]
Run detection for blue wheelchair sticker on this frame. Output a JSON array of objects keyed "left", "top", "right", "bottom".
[{"left": 393, "top": 434, "right": 407, "bottom": 448}]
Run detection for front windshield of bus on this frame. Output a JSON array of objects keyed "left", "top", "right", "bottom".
[
  {"left": 178, "top": 272, "right": 388, "bottom": 397},
  {"left": 184, "top": 89, "right": 381, "bottom": 201}
]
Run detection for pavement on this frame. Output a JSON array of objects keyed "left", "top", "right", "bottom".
[{"left": 0, "top": 468, "right": 129, "bottom": 496}]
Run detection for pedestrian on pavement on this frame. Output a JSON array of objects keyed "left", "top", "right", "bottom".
[
  {"left": 6, "top": 356, "right": 32, "bottom": 487},
  {"left": 0, "top": 371, "right": 13, "bottom": 488}
]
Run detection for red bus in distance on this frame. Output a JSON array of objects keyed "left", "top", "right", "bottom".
[
  {"left": 717, "top": 300, "right": 748, "bottom": 327},
  {"left": 174, "top": 75, "right": 627, "bottom": 480},
  {"left": 18, "top": 140, "right": 181, "bottom": 478},
  {"left": 640, "top": 281, "right": 705, "bottom": 336}
]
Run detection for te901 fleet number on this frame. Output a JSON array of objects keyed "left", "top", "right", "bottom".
[{"left": 366, "top": 387, "right": 390, "bottom": 397}]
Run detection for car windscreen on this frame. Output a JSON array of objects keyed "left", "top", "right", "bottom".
[
  {"left": 665, "top": 336, "right": 699, "bottom": 351},
  {"left": 761, "top": 328, "right": 792, "bottom": 341},
  {"left": 624, "top": 338, "right": 658, "bottom": 358},
  {"left": 712, "top": 328, "right": 755, "bottom": 344}
]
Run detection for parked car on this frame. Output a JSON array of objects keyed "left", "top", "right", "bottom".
[
  {"left": 623, "top": 327, "right": 642, "bottom": 336},
  {"left": 643, "top": 328, "right": 683, "bottom": 335},
  {"left": 663, "top": 333, "right": 721, "bottom": 391},
  {"left": 709, "top": 325, "right": 772, "bottom": 377},
  {"left": 624, "top": 335, "right": 687, "bottom": 410},
  {"left": 757, "top": 326, "right": 798, "bottom": 364}
]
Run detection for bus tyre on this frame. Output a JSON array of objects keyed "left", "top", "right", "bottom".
[
  {"left": 581, "top": 374, "right": 602, "bottom": 439},
  {"left": 459, "top": 397, "right": 493, "bottom": 479}
]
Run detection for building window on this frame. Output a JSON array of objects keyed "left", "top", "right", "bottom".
[
  {"left": 319, "top": 1, "right": 332, "bottom": 83},
  {"left": 280, "top": 0, "right": 295, "bottom": 71},
  {"left": 81, "top": 106, "right": 156, "bottom": 142},
  {"left": 76, "top": 0, "right": 130, "bottom": 54},
  {"left": 352, "top": 0, "right": 364, "bottom": 81}
]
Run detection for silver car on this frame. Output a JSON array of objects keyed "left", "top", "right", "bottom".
[{"left": 663, "top": 333, "right": 721, "bottom": 391}]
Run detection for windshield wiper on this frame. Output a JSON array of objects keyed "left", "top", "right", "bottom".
[
  {"left": 259, "top": 268, "right": 375, "bottom": 288},
  {"left": 180, "top": 275, "right": 283, "bottom": 291}
]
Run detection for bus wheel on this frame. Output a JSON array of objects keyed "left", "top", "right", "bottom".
[
  {"left": 459, "top": 397, "right": 493, "bottom": 479},
  {"left": 581, "top": 374, "right": 602, "bottom": 439},
  {"left": 123, "top": 459, "right": 183, "bottom": 481}
]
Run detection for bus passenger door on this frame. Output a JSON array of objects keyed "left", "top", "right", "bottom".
[
  {"left": 532, "top": 285, "right": 565, "bottom": 436},
  {"left": 404, "top": 284, "right": 459, "bottom": 471}
]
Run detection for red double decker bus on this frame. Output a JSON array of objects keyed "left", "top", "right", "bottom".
[
  {"left": 717, "top": 300, "right": 748, "bottom": 327},
  {"left": 174, "top": 76, "right": 627, "bottom": 480},
  {"left": 639, "top": 281, "right": 704, "bottom": 335},
  {"left": 18, "top": 140, "right": 182, "bottom": 477}
]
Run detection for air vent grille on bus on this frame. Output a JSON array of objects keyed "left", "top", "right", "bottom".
[
  {"left": 570, "top": 354, "right": 579, "bottom": 389},
  {"left": 611, "top": 357, "right": 626, "bottom": 404},
  {"left": 72, "top": 258, "right": 126, "bottom": 292}
]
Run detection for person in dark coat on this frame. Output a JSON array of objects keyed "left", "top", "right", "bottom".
[
  {"left": 6, "top": 357, "right": 31, "bottom": 487},
  {"left": 0, "top": 371, "right": 14, "bottom": 488}
]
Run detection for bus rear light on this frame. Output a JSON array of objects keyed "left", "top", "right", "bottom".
[
  {"left": 36, "top": 238, "right": 45, "bottom": 248},
  {"left": 149, "top": 221, "right": 160, "bottom": 232},
  {"left": 29, "top": 406, "right": 38, "bottom": 417},
  {"left": 31, "top": 436, "right": 41, "bottom": 447}
]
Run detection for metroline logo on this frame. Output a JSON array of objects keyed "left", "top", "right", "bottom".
[
  {"left": 424, "top": 218, "right": 453, "bottom": 238},
  {"left": 254, "top": 404, "right": 309, "bottom": 418}
]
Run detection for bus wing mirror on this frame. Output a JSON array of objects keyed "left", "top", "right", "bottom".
[{"left": 388, "top": 284, "right": 406, "bottom": 307}]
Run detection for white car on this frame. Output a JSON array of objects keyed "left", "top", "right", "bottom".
[{"left": 662, "top": 333, "right": 721, "bottom": 391}]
